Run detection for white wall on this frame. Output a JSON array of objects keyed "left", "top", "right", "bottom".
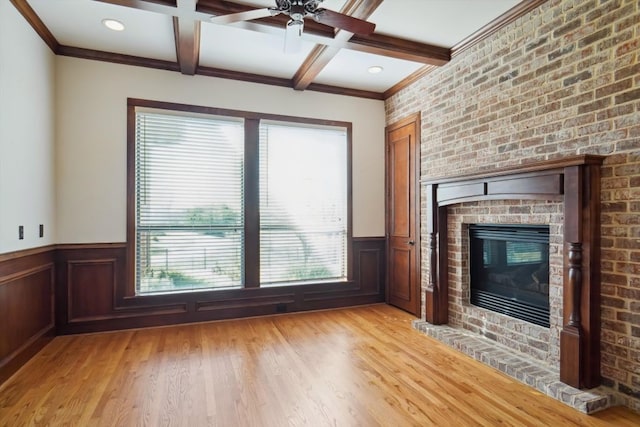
[
  {"left": 0, "top": 2, "right": 56, "bottom": 253},
  {"left": 55, "top": 57, "right": 386, "bottom": 242}
]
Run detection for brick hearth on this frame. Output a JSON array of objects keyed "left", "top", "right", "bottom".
[{"left": 412, "top": 320, "right": 614, "bottom": 414}]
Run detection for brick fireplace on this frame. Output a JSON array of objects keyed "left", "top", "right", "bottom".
[
  {"left": 420, "top": 155, "right": 604, "bottom": 389},
  {"left": 448, "top": 201, "right": 562, "bottom": 365}
]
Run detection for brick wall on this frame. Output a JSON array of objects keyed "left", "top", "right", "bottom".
[{"left": 387, "top": 0, "right": 640, "bottom": 412}]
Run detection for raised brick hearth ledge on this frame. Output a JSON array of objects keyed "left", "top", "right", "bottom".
[{"left": 412, "top": 321, "right": 614, "bottom": 414}]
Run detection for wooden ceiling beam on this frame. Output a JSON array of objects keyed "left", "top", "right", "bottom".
[
  {"left": 96, "top": 0, "right": 202, "bottom": 74},
  {"left": 174, "top": 0, "right": 200, "bottom": 75},
  {"left": 348, "top": 33, "right": 450, "bottom": 66},
  {"left": 292, "top": 45, "right": 340, "bottom": 91},
  {"left": 292, "top": 0, "right": 384, "bottom": 91}
]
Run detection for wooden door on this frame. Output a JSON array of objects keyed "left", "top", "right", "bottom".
[{"left": 386, "top": 114, "right": 420, "bottom": 315}]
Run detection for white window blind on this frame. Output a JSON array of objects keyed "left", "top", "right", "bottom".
[
  {"left": 135, "top": 112, "right": 244, "bottom": 294},
  {"left": 259, "top": 122, "right": 348, "bottom": 285}
]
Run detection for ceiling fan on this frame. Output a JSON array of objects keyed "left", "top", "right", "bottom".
[{"left": 209, "top": 0, "right": 376, "bottom": 50}]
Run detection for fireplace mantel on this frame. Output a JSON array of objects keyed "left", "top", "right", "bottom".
[{"left": 423, "top": 155, "right": 604, "bottom": 389}]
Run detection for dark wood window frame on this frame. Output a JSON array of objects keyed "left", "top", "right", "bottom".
[{"left": 126, "top": 98, "right": 353, "bottom": 300}]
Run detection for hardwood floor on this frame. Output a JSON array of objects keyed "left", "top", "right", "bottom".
[{"left": 1, "top": 304, "right": 639, "bottom": 426}]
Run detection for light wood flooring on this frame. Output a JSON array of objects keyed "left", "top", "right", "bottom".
[{"left": 1, "top": 304, "right": 640, "bottom": 426}]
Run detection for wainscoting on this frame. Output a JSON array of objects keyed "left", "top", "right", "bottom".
[
  {"left": 0, "top": 247, "right": 55, "bottom": 384},
  {"left": 0, "top": 238, "right": 384, "bottom": 385},
  {"left": 55, "top": 237, "right": 385, "bottom": 334}
]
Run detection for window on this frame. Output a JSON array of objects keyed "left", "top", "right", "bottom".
[
  {"left": 260, "top": 122, "right": 348, "bottom": 285},
  {"left": 129, "top": 100, "right": 351, "bottom": 295},
  {"left": 135, "top": 112, "right": 244, "bottom": 294}
]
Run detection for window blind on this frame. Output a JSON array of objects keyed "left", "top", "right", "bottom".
[
  {"left": 135, "top": 112, "right": 244, "bottom": 294},
  {"left": 259, "top": 122, "right": 348, "bottom": 285}
]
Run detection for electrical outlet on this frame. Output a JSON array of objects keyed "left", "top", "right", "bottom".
[
  {"left": 18, "top": 225, "right": 24, "bottom": 240},
  {"left": 39, "top": 224, "right": 44, "bottom": 238}
]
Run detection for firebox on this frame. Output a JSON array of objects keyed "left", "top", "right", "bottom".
[{"left": 469, "top": 224, "right": 550, "bottom": 328}]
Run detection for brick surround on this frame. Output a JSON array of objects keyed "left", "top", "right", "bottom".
[
  {"left": 386, "top": 0, "right": 640, "bottom": 413},
  {"left": 447, "top": 200, "right": 563, "bottom": 366}
]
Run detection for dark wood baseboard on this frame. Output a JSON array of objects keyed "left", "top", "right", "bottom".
[{"left": 0, "top": 248, "right": 55, "bottom": 385}]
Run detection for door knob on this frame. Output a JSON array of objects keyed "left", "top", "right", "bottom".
[{"left": 407, "top": 240, "right": 415, "bottom": 245}]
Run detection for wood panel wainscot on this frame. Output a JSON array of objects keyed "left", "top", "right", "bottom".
[
  {"left": 0, "top": 246, "right": 55, "bottom": 385},
  {"left": 56, "top": 238, "right": 385, "bottom": 334},
  {"left": 423, "top": 155, "right": 604, "bottom": 390}
]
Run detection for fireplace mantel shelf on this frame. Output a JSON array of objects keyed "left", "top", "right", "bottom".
[
  {"left": 423, "top": 154, "right": 605, "bottom": 389},
  {"left": 421, "top": 154, "right": 605, "bottom": 185}
]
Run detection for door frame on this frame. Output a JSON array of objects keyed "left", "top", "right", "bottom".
[{"left": 385, "top": 112, "right": 421, "bottom": 316}]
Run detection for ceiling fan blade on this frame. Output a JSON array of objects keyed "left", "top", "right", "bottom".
[
  {"left": 209, "top": 8, "right": 274, "bottom": 25},
  {"left": 314, "top": 9, "right": 376, "bottom": 35}
]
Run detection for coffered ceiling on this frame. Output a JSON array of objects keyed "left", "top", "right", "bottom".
[{"left": 12, "top": 0, "right": 546, "bottom": 99}]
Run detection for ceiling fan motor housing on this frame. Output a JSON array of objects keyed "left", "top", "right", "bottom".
[
  {"left": 265, "top": 0, "right": 374, "bottom": 36},
  {"left": 271, "top": 0, "right": 325, "bottom": 17}
]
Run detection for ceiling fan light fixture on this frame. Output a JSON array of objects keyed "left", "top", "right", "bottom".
[
  {"left": 288, "top": 18, "right": 304, "bottom": 33},
  {"left": 284, "top": 18, "right": 304, "bottom": 53},
  {"left": 368, "top": 66, "right": 384, "bottom": 74},
  {"left": 102, "top": 19, "right": 125, "bottom": 32}
]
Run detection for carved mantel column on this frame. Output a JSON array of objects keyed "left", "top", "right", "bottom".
[
  {"left": 424, "top": 184, "right": 448, "bottom": 324},
  {"left": 561, "top": 164, "right": 601, "bottom": 388},
  {"left": 422, "top": 155, "right": 604, "bottom": 389}
]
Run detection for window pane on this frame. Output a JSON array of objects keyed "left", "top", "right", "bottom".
[
  {"left": 259, "top": 123, "right": 348, "bottom": 285},
  {"left": 135, "top": 112, "right": 244, "bottom": 294}
]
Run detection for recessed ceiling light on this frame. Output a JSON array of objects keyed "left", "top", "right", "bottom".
[
  {"left": 102, "top": 19, "right": 125, "bottom": 31},
  {"left": 368, "top": 66, "right": 384, "bottom": 74}
]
